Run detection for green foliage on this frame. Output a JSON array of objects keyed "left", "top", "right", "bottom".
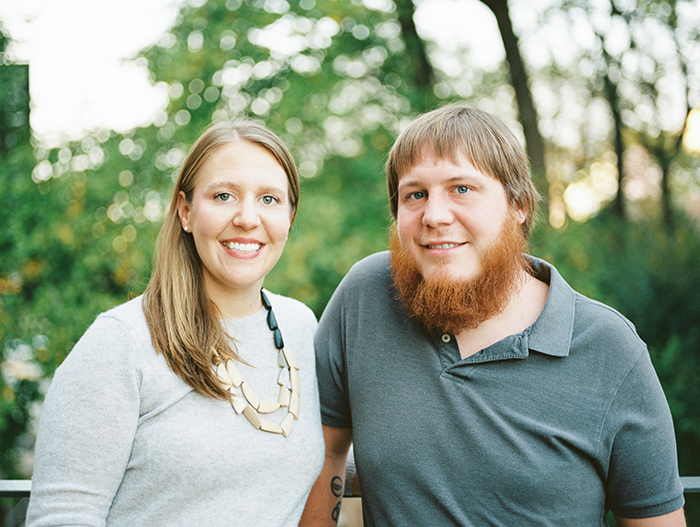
[{"left": 0, "top": 48, "right": 44, "bottom": 478}]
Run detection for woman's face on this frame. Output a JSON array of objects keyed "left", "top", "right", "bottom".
[{"left": 177, "top": 140, "right": 292, "bottom": 310}]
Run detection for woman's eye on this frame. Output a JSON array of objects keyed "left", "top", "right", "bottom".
[
  {"left": 261, "top": 195, "right": 279, "bottom": 205},
  {"left": 456, "top": 186, "right": 469, "bottom": 194},
  {"left": 408, "top": 191, "right": 426, "bottom": 200},
  {"left": 215, "top": 193, "right": 232, "bottom": 202}
]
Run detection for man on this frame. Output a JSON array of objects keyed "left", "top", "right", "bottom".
[{"left": 301, "top": 104, "right": 686, "bottom": 526}]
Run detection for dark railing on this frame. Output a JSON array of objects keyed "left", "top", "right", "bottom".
[
  {"left": 0, "top": 480, "right": 32, "bottom": 499},
  {"left": 0, "top": 478, "right": 698, "bottom": 527},
  {"left": 684, "top": 477, "right": 700, "bottom": 493},
  {"left": 1, "top": 477, "right": 699, "bottom": 499}
]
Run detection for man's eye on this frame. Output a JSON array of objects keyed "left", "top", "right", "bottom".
[
  {"left": 456, "top": 186, "right": 469, "bottom": 194},
  {"left": 262, "top": 195, "right": 279, "bottom": 205},
  {"left": 215, "top": 193, "right": 232, "bottom": 202},
  {"left": 408, "top": 191, "right": 426, "bottom": 200}
]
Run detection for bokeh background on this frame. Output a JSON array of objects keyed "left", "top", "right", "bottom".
[{"left": 1, "top": 0, "right": 700, "bottom": 524}]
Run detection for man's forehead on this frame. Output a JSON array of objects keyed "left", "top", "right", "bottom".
[
  {"left": 398, "top": 148, "right": 499, "bottom": 184},
  {"left": 415, "top": 143, "right": 465, "bottom": 165}
]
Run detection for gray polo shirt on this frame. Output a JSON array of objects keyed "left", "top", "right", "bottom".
[{"left": 316, "top": 252, "right": 684, "bottom": 526}]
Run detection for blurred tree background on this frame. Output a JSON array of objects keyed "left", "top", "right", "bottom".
[{"left": 1, "top": 0, "right": 700, "bottom": 523}]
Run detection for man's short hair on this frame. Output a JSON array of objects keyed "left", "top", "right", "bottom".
[{"left": 386, "top": 104, "right": 540, "bottom": 238}]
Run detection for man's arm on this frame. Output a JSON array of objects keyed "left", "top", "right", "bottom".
[
  {"left": 616, "top": 508, "right": 686, "bottom": 527},
  {"left": 300, "top": 425, "right": 353, "bottom": 526}
]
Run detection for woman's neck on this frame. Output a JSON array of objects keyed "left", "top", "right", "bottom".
[{"left": 207, "top": 284, "right": 265, "bottom": 320}]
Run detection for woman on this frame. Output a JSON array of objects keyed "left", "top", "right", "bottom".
[{"left": 26, "top": 121, "right": 325, "bottom": 526}]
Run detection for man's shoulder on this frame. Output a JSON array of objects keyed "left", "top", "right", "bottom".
[
  {"left": 573, "top": 292, "right": 643, "bottom": 342},
  {"left": 324, "top": 251, "right": 395, "bottom": 315},
  {"left": 564, "top": 284, "right": 648, "bottom": 370},
  {"left": 343, "top": 251, "right": 391, "bottom": 284}
]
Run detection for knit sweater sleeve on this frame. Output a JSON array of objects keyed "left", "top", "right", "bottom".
[{"left": 26, "top": 314, "right": 141, "bottom": 527}]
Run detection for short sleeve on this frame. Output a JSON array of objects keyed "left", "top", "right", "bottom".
[
  {"left": 26, "top": 316, "right": 141, "bottom": 527},
  {"left": 315, "top": 278, "right": 352, "bottom": 429},
  {"left": 603, "top": 350, "right": 685, "bottom": 518}
]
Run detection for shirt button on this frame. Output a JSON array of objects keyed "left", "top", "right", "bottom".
[{"left": 441, "top": 333, "right": 451, "bottom": 343}]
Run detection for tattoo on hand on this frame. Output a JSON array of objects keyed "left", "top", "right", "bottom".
[
  {"left": 331, "top": 476, "right": 343, "bottom": 497},
  {"left": 332, "top": 499, "right": 341, "bottom": 523}
]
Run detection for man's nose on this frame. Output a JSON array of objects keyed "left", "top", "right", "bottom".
[{"left": 422, "top": 195, "right": 453, "bottom": 227}]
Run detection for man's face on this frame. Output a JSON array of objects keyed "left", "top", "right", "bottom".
[{"left": 396, "top": 149, "right": 526, "bottom": 282}]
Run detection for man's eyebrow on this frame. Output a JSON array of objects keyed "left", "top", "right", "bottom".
[{"left": 398, "top": 175, "right": 479, "bottom": 189}]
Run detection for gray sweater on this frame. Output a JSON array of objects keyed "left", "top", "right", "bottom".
[{"left": 26, "top": 292, "right": 324, "bottom": 526}]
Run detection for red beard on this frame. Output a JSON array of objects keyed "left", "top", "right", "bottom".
[{"left": 389, "top": 215, "right": 531, "bottom": 335}]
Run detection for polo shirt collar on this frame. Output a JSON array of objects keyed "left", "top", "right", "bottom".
[{"left": 526, "top": 256, "right": 575, "bottom": 358}]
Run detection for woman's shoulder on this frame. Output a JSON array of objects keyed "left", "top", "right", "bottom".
[
  {"left": 101, "top": 294, "right": 146, "bottom": 317},
  {"left": 96, "top": 295, "right": 150, "bottom": 336},
  {"left": 70, "top": 295, "right": 154, "bottom": 363},
  {"left": 55, "top": 296, "right": 153, "bottom": 379}
]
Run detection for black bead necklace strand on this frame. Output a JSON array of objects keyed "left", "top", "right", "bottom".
[{"left": 261, "top": 289, "right": 284, "bottom": 350}]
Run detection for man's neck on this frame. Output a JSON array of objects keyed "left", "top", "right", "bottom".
[{"left": 454, "top": 271, "right": 549, "bottom": 360}]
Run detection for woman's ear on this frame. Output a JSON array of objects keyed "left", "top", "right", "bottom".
[{"left": 177, "top": 191, "right": 191, "bottom": 232}]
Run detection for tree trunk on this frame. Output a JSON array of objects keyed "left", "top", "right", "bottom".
[
  {"left": 394, "top": 0, "right": 437, "bottom": 113},
  {"left": 479, "top": 0, "right": 548, "bottom": 204},
  {"left": 659, "top": 153, "right": 673, "bottom": 228},
  {"left": 601, "top": 63, "right": 626, "bottom": 220},
  {"left": 657, "top": 1, "right": 692, "bottom": 230},
  {"left": 590, "top": 2, "right": 626, "bottom": 221}
]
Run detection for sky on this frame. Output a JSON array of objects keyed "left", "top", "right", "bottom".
[
  {"left": 0, "top": 0, "right": 504, "bottom": 147},
  {"left": 0, "top": 0, "right": 181, "bottom": 145}
]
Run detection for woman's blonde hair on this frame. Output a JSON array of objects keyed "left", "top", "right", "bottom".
[
  {"left": 143, "top": 120, "right": 299, "bottom": 400},
  {"left": 386, "top": 104, "right": 540, "bottom": 238}
]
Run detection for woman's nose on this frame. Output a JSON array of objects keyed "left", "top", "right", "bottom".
[{"left": 232, "top": 198, "right": 261, "bottom": 229}]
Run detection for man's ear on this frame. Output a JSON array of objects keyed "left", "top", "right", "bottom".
[{"left": 515, "top": 207, "right": 527, "bottom": 225}]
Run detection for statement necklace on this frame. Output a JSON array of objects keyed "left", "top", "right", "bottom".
[{"left": 215, "top": 290, "right": 300, "bottom": 437}]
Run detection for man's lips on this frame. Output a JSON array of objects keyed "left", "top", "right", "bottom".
[{"left": 423, "top": 241, "right": 467, "bottom": 249}]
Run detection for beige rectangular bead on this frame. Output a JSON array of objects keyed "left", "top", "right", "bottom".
[
  {"left": 216, "top": 363, "right": 232, "bottom": 386},
  {"left": 259, "top": 418, "right": 283, "bottom": 434},
  {"left": 226, "top": 360, "right": 244, "bottom": 388},
  {"left": 240, "top": 382, "right": 261, "bottom": 410},
  {"left": 280, "top": 413, "right": 295, "bottom": 438},
  {"left": 230, "top": 394, "right": 247, "bottom": 414},
  {"left": 277, "top": 367, "right": 291, "bottom": 389},
  {"left": 258, "top": 400, "right": 281, "bottom": 414},
  {"left": 282, "top": 348, "right": 300, "bottom": 370},
  {"left": 242, "top": 406, "right": 262, "bottom": 429},
  {"left": 289, "top": 391, "right": 300, "bottom": 419},
  {"left": 290, "top": 368, "right": 300, "bottom": 394},
  {"left": 278, "top": 386, "right": 291, "bottom": 407}
]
